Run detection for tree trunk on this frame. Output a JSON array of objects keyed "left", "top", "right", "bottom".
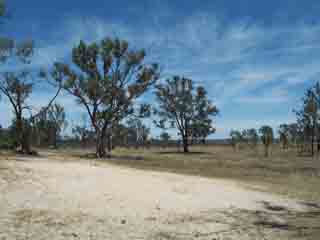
[
  {"left": 81, "top": 135, "right": 86, "bottom": 148},
  {"left": 182, "top": 136, "right": 189, "bottom": 153},
  {"left": 96, "top": 131, "right": 107, "bottom": 158},
  {"left": 107, "top": 133, "right": 112, "bottom": 153},
  {"left": 311, "top": 133, "right": 315, "bottom": 156},
  {"left": 16, "top": 116, "right": 24, "bottom": 151},
  {"left": 15, "top": 116, "right": 31, "bottom": 154},
  {"left": 21, "top": 122, "right": 32, "bottom": 154},
  {"left": 21, "top": 134, "right": 31, "bottom": 154},
  {"left": 50, "top": 126, "right": 58, "bottom": 149},
  {"left": 54, "top": 130, "right": 57, "bottom": 148},
  {"left": 96, "top": 138, "right": 106, "bottom": 158},
  {"left": 36, "top": 129, "right": 41, "bottom": 147}
]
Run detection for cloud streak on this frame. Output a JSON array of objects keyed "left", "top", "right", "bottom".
[{"left": 1, "top": 9, "right": 320, "bottom": 138}]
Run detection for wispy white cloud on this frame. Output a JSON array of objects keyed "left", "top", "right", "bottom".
[
  {"left": 236, "top": 87, "right": 289, "bottom": 104},
  {"left": 1, "top": 12, "right": 320, "bottom": 137}
]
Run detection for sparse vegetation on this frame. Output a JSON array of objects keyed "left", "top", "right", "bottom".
[
  {"left": 1, "top": 1, "right": 320, "bottom": 239},
  {"left": 104, "top": 145, "right": 320, "bottom": 202},
  {"left": 2, "top": 145, "right": 319, "bottom": 240}
]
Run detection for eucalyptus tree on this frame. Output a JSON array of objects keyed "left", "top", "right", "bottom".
[
  {"left": 112, "top": 123, "right": 129, "bottom": 148},
  {"left": 230, "top": 130, "right": 242, "bottom": 151},
  {"left": 155, "top": 76, "right": 218, "bottom": 153},
  {"left": 160, "top": 132, "right": 171, "bottom": 148},
  {"left": 0, "top": 0, "right": 11, "bottom": 63},
  {"left": 46, "top": 103, "right": 67, "bottom": 148},
  {"left": 191, "top": 121, "right": 215, "bottom": 144},
  {"left": 0, "top": 1, "right": 31, "bottom": 152},
  {"left": 72, "top": 115, "right": 91, "bottom": 148},
  {"left": 52, "top": 38, "right": 160, "bottom": 157},
  {"left": 242, "top": 128, "right": 259, "bottom": 149},
  {"left": 281, "top": 123, "right": 304, "bottom": 153},
  {"left": 126, "top": 118, "right": 150, "bottom": 148},
  {"left": 305, "top": 82, "right": 320, "bottom": 153},
  {"left": 296, "top": 114, "right": 313, "bottom": 154},
  {"left": 278, "top": 124, "right": 290, "bottom": 150},
  {"left": 259, "top": 126, "right": 274, "bottom": 157},
  {"left": 311, "top": 82, "right": 320, "bottom": 152},
  {"left": 0, "top": 42, "right": 62, "bottom": 153},
  {"left": 191, "top": 86, "right": 217, "bottom": 144},
  {"left": 0, "top": 1, "right": 62, "bottom": 153},
  {"left": 295, "top": 88, "right": 319, "bottom": 156},
  {"left": 287, "top": 123, "right": 300, "bottom": 145}
]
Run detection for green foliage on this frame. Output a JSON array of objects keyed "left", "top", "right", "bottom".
[
  {"left": 160, "top": 132, "right": 171, "bottom": 148},
  {"left": 278, "top": 124, "right": 290, "bottom": 149},
  {"left": 230, "top": 130, "right": 242, "bottom": 150},
  {"left": 0, "top": 0, "right": 5, "bottom": 17},
  {"left": 294, "top": 82, "right": 320, "bottom": 155},
  {"left": 242, "top": 128, "right": 259, "bottom": 147},
  {"left": 0, "top": 40, "right": 34, "bottom": 107},
  {"left": 259, "top": 126, "right": 274, "bottom": 145},
  {"left": 0, "top": 40, "right": 61, "bottom": 153},
  {"left": 72, "top": 125, "right": 88, "bottom": 141},
  {"left": 47, "top": 103, "right": 67, "bottom": 135},
  {"left": 112, "top": 123, "right": 129, "bottom": 147},
  {"left": 126, "top": 118, "right": 150, "bottom": 147},
  {"left": 0, "top": 39, "right": 34, "bottom": 63},
  {"left": 230, "top": 130, "right": 242, "bottom": 141},
  {"left": 53, "top": 37, "right": 160, "bottom": 157},
  {"left": 0, "top": 125, "right": 15, "bottom": 150},
  {"left": 32, "top": 103, "right": 67, "bottom": 148},
  {"left": 155, "top": 76, "right": 218, "bottom": 152},
  {"left": 287, "top": 123, "right": 301, "bottom": 144},
  {"left": 191, "top": 88, "right": 217, "bottom": 143},
  {"left": 0, "top": 42, "right": 35, "bottom": 153},
  {"left": 71, "top": 115, "right": 96, "bottom": 148},
  {"left": 160, "top": 132, "right": 171, "bottom": 142},
  {"left": 191, "top": 121, "right": 215, "bottom": 143},
  {"left": 259, "top": 125, "right": 274, "bottom": 157}
]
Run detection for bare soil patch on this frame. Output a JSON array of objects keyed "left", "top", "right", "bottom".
[{"left": 0, "top": 155, "right": 317, "bottom": 239}]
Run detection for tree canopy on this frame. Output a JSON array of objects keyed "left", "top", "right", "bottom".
[
  {"left": 259, "top": 125, "right": 274, "bottom": 157},
  {"left": 53, "top": 38, "right": 160, "bottom": 157},
  {"left": 155, "top": 76, "right": 218, "bottom": 152}
]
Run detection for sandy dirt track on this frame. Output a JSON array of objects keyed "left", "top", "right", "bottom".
[{"left": 0, "top": 157, "right": 308, "bottom": 239}]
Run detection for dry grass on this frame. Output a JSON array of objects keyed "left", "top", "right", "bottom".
[
  {"left": 101, "top": 144, "right": 320, "bottom": 239},
  {"left": 96, "top": 144, "right": 320, "bottom": 202},
  {"left": 49, "top": 144, "right": 320, "bottom": 202},
  {"left": 152, "top": 206, "right": 320, "bottom": 240},
  {"left": 5, "top": 144, "right": 320, "bottom": 201},
  {"left": 1, "top": 145, "right": 320, "bottom": 239}
]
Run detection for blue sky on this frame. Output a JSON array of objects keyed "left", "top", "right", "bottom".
[{"left": 1, "top": 0, "right": 320, "bottom": 138}]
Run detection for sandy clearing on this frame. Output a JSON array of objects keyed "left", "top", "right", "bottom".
[{"left": 0, "top": 157, "right": 307, "bottom": 239}]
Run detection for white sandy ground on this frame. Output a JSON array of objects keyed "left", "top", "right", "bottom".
[{"left": 0, "top": 156, "right": 310, "bottom": 239}]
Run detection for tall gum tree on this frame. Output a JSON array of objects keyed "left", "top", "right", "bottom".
[
  {"left": 0, "top": 44, "right": 62, "bottom": 153},
  {"left": 259, "top": 125, "right": 274, "bottom": 157},
  {"left": 154, "top": 76, "right": 218, "bottom": 153},
  {"left": 295, "top": 86, "right": 319, "bottom": 156},
  {"left": 0, "top": 1, "right": 62, "bottom": 153},
  {"left": 53, "top": 38, "right": 160, "bottom": 158}
]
